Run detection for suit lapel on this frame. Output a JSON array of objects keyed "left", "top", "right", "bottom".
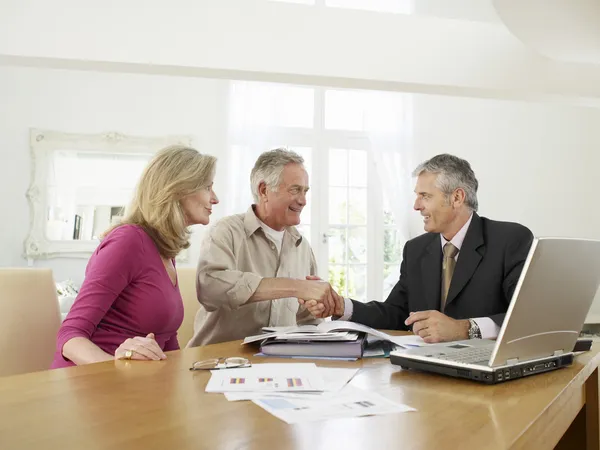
[
  {"left": 445, "top": 214, "right": 485, "bottom": 308},
  {"left": 421, "top": 236, "right": 442, "bottom": 311}
]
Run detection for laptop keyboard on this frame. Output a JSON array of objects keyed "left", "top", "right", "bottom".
[{"left": 434, "top": 347, "right": 493, "bottom": 364}]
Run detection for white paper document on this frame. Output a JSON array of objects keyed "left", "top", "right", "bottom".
[
  {"left": 389, "top": 334, "right": 430, "bottom": 348},
  {"left": 256, "top": 321, "right": 430, "bottom": 349},
  {"left": 224, "top": 367, "right": 359, "bottom": 401},
  {"left": 274, "top": 331, "right": 359, "bottom": 341},
  {"left": 243, "top": 329, "right": 358, "bottom": 345},
  {"left": 205, "top": 363, "right": 325, "bottom": 393},
  {"left": 225, "top": 391, "right": 324, "bottom": 402},
  {"left": 320, "top": 367, "right": 360, "bottom": 392},
  {"left": 252, "top": 385, "right": 416, "bottom": 424}
]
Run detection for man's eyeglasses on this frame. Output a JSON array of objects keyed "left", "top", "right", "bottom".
[{"left": 189, "top": 357, "right": 251, "bottom": 371}]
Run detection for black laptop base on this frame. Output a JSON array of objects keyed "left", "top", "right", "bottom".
[{"left": 390, "top": 353, "right": 574, "bottom": 385}]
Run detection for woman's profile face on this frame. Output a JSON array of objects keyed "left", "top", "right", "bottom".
[{"left": 181, "top": 180, "right": 219, "bottom": 226}]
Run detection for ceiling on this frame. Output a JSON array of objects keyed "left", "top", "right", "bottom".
[{"left": 493, "top": 0, "right": 600, "bottom": 65}]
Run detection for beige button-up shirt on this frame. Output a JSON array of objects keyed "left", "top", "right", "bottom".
[{"left": 187, "top": 206, "right": 320, "bottom": 346}]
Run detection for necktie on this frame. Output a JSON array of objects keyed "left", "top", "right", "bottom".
[{"left": 441, "top": 242, "right": 459, "bottom": 311}]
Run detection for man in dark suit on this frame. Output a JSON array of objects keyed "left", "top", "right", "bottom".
[{"left": 304, "top": 154, "right": 533, "bottom": 343}]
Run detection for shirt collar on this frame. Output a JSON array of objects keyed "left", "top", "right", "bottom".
[
  {"left": 243, "top": 205, "right": 302, "bottom": 244},
  {"left": 257, "top": 218, "right": 285, "bottom": 238},
  {"left": 440, "top": 213, "right": 473, "bottom": 252}
]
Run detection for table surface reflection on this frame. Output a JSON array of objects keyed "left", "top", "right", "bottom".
[{"left": 0, "top": 331, "right": 598, "bottom": 450}]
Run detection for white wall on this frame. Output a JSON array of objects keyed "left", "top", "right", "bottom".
[
  {"left": 413, "top": 0, "right": 502, "bottom": 23},
  {"left": 2, "top": 0, "right": 600, "bottom": 103},
  {"left": 410, "top": 94, "right": 600, "bottom": 239},
  {"left": 0, "top": 65, "right": 229, "bottom": 284}
]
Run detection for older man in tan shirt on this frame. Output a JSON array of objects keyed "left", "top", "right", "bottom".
[{"left": 187, "top": 149, "right": 338, "bottom": 346}]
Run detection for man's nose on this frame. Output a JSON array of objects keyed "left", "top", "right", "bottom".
[{"left": 297, "top": 192, "right": 307, "bottom": 206}]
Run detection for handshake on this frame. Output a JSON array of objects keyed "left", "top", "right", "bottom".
[{"left": 295, "top": 275, "right": 345, "bottom": 319}]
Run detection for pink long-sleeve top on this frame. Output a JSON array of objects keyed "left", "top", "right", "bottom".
[{"left": 51, "top": 224, "right": 184, "bottom": 368}]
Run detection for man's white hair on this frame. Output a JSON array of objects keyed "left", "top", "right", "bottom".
[
  {"left": 250, "top": 148, "right": 305, "bottom": 203},
  {"left": 412, "top": 153, "right": 479, "bottom": 211}
]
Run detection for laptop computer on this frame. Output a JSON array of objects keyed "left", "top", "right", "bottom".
[{"left": 390, "top": 237, "right": 600, "bottom": 384}]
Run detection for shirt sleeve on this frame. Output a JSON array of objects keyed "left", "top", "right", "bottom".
[
  {"left": 472, "top": 317, "right": 500, "bottom": 339},
  {"left": 336, "top": 298, "right": 354, "bottom": 321},
  {"left": 55, "top": 226, "right": 145, "bottom": 358},
  {"left": 197, "top": 225, "right": 263, "bottom": 312},
  {"left": 296, "top": 246, "right": 322, "bottom": 325}
]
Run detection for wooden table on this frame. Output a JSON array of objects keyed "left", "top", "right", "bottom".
[{"left": 1, "top": 333, "right": 599, "bottom": 450}]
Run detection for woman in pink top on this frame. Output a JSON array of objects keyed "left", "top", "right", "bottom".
[{"left": 52, "top": 145, "right": 219, "bottom": 368}]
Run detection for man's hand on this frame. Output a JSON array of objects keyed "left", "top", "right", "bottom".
[
  {"left": 404, "top": 311, "right": 469, "bottom": 343},
  {"left": 295, "top": 278, "right": 336, "bottom": 317},
  {"left": 302, "top": 291, "right": 345, "bottom": 318},
  {"left": 298, "top": 276, "right": 344, "bottom": 318}
]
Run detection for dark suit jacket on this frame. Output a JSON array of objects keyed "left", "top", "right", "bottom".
[{"left": 351, "top": 213, "right": 533, "bottom": 330}]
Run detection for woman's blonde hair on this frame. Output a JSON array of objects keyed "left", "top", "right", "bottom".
[{"left": 107, "top": 145, "right": 217, "bottom": 259}]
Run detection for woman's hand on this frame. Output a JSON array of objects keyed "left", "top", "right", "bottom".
[{"left": 114, "top": 333, "right": 167, "bottom": 361}]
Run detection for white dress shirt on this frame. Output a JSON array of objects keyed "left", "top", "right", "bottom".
[{"left": 339, "top": 214, "right": 500, "bottom": 340}]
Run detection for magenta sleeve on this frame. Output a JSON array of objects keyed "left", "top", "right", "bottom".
[
  {"left": 55, "top": 226, "right": 145, "bottom": 359},
  {"left": 163, "top": 334, "right": 181, "bottom": 352}
]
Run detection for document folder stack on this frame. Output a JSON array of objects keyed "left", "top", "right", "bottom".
[{"left": 259, "top": 332, "right": 368, "bottom": 358}]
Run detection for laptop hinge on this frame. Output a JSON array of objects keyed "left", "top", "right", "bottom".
[
  {"left": 553, "top": 350, "right": 564, "bottom": 356},
  {"left": 506, "top": 358, "right": 518, "bottom": 365}
]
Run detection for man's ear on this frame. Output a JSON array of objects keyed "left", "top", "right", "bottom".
[
  {"left": 453, "top": 188, "right": 466, "bottom": 207},
  {"left": 258, "top": 181, "right": 268, "bottom": 200}
]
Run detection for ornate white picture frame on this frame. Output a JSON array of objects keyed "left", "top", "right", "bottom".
[{"left": 25, "top": 129, "right": 192, "bottom": 261}]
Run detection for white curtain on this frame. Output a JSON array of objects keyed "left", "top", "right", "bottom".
[
  {"left": 227, "top": 81, "right": 415, "bottom": 245},
  {"left": 225, "top": 81, "right": 298, "bottom": 215},
  {"left": 365, "top": 93, "right": 414, "bottom": 245}
]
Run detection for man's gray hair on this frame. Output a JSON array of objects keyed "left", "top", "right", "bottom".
[
  {"left": 250, "top": 148, "right": 305, "bottom": 203},
  {"left": 412, "top": 154, "right": 479, "bottom": 211}
]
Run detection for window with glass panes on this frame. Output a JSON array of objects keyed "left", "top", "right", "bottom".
[{"left": 229, "top": 81, "right": 408, "bottom": 303}]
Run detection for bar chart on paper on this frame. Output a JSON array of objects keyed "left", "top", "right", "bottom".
[{"left": 205, "top": 363, "right": 326, "bottom": 393}]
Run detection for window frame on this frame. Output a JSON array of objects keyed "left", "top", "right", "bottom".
[{"left": 229, "top": 83, "right": 405, "bottom": 303}]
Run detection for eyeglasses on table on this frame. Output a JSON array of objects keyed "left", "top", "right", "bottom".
[{"left": 189, "top": 356, "right": 251, "bottom": 371}]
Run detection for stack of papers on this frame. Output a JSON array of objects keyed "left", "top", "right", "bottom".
[
  {"left": 273, "top": 331, "right": 360, "bottom": 341},
  {"left": 243, "top": 330, "right": 359, "bottom": 345},
  {"left": 246, "top": 320, "right": 430, "bottom": 349},
  {"left": 205, "top": 363, "right": 416, "bottom": 424},
  {"left": 242, "top": 321, "right": 431, "bottom": 360}
]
